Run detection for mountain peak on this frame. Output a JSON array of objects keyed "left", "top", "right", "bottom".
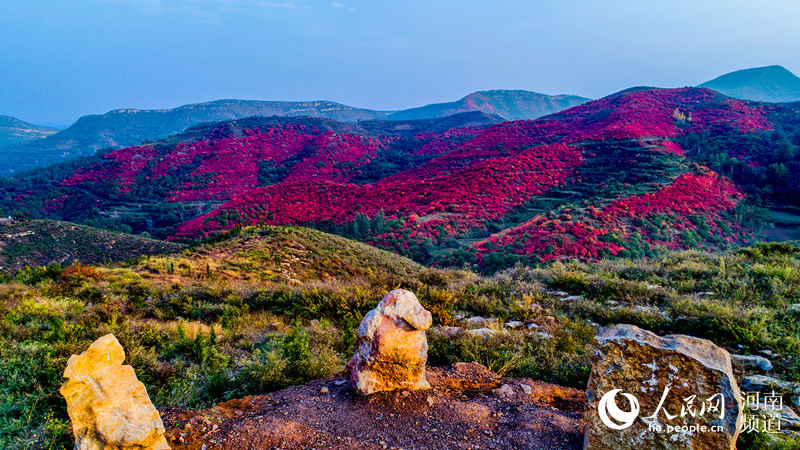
[
  {"left": 388, "top": 90, "right": 589, "bottom": 121},
  {"left": 699, "top": 65, "right": 800, "bottom": 103}
]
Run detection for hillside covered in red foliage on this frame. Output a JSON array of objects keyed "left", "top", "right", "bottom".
[{"left": 3, "top": 87, "right": 798, "bottom": 271}]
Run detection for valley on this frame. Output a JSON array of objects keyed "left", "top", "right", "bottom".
[
  {"left": 1, "top": 61, "right": 800, "bottom": 449},
  {"left": 3, "top": 87, "right": 798, "bottom": 273}
]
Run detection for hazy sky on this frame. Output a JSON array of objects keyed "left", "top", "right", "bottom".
[{"left": 1, "top": 0, "right": 799, "bottom": 127}]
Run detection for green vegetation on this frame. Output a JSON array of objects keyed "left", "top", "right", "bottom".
[
  {"left": 699, "top": 65, "right": 800, "bottom": 103},
  {"left": 679, "top": 107, "right": 800, "bottom": 209},
  {"left": 0, "top": 115, "right": 57, "bottom": 148},
  {"left": 0, "top": 226, "right": 798, "bottom": 448},
  {"left": 0, "top": 219, "right": 183, "bottom": 273}
]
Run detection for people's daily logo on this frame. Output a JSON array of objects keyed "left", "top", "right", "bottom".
[
  {"left": 597, "top": 385, "right": 785, "bottom": 435},
  {"left": 597, "top": 389, "right": 640, "bottom": 430}
]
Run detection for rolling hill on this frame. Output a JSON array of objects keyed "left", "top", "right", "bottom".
[
  {"left": 699, "top": 65, "right": 800, "bottom": 103},
  {"left": 0, "top": 219, "right": 183, "bottom": 272},
  {"left": 2, "top": 88, "right": 798, "bottom": 272},
  {"left": 0, "top": 115, "right": 58, "bottom": 147},
  {"left": 388, "top": 90, "right": 589, "bottom": 121},
  {"left": 133, "top": 225, "right": 425, "bottom": 285}
]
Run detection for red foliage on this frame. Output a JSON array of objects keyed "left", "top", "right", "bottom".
[
  {"left": 656, "top": 140, "right": 685, "bottom": 156},
  {"left": 597, "top": 172, "right": 742, "bottom": 220},
  {"left": 473, "top": 171, "right": 744, "bottom": 262},
  {"left": 52, "top": 86, "right": 765, "bottom": 263},
  {"left": 172, "top": 143, "right": 583, "bottom": 240},
  {"left": 63, "top": 146, "right": 156, "bottom": 193}
]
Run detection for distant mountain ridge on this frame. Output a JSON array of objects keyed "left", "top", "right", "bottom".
[
  {"left": 0, "top": 99, "right": 386, "bottom": 176},
  {"left": 699, "top": 65, "right": 800, "bottom": 103},
  {"left": 6, "top": 86, "right": 798, "bottom": 272},
  {"left": 0, "top": 91, "right": 588, "bottom": 175},
  {"left": 388, "top": 89, "right": 589, "bottom": 121},
  {"left": 0, "top": 115, "right": 58, "bottom": 147}
]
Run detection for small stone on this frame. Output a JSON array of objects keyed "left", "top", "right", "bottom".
[
  {"left": 504, "top": 320, "right": 523, "bottom": 330},
  {"left": 466, "top": 327, "right": 504, "bottom": 338},
  {"left": 520, "top": 384, "right": 532, "bottom": 396},
  {"left": 562, "top": 295, "right": 582, "bottom": 302},
  {"left": 543, "top": 316, "right": 556, "bottom": 324},
  {"left": 492, "top": 384, "right": 514, "bottom": 398},
  {"left": 741, "top": 375, "right": 800, "bottom": 394},
  {"left": 426, "top": 396, "right": 435, "bottom": 407},
  {"left": 534, "top": 331, "right": 553, "bottom": 340},
  {"left": 465, "top": 316, "right": 486, "bottom": 327},
  {"left": 320, "top": 386, "right": 329, "bottom": 394},
  {"left": 731, "top": 354, "right": 773, "bottom": 372},
  {"left": 429, "top": 325, "right": 462, "bottom": 337}
]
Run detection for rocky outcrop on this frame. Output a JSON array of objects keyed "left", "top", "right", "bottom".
[
  {"left": 61, "top": 334, "right": 170, "bottom": 450},
  {"left": 346, "top": 289, "right": 432, "bottom": 395},
  {"left": 585, "top": 324, "right": 743, "bottom": 450}
]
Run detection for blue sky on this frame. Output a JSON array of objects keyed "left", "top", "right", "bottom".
[{"left": 1, "top": 0, "right": 799, "bottom": 127}]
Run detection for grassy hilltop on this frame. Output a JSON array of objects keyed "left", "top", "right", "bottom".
[{"left": 0, "top": 225, "right": 798, "bottom": 448}]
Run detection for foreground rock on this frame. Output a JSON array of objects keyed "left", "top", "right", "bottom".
[
  {"left": 162, "top": 363, "right": 586, "bottom": 449},
  {"left": 61, "top": 334, "right": 170, "bottom": 450},
  {"left": 585, "top": 324, "right": 743, "bottom": 450},
  {"left": 347, "top": 289, "right": 433, "bottom": 395}
]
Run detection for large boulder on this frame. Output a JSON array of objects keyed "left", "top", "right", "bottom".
[
  {"left": 61, "top": 334, "right": 170, "bottom": 450},
  {"left": 346, "top": 289, "right": 433, "bottom": 395},
  {"left": 585, "top": 324, "right": 743, "bottom": 450}
]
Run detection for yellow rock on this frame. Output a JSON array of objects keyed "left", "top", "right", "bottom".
[{"left": 60, "top": 334, "right": 170, "bottom": 450}]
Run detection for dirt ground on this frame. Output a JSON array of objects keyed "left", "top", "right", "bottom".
[{"left": 161, "top": 363, "right": 587, "bottom": 449}]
